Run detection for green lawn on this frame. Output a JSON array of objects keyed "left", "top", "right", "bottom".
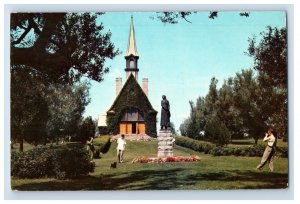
[{"left": 11, "top": 140, "right": 288, "bottom": 190}]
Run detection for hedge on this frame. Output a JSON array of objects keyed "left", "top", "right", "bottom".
[
  {"left": 176, "top": 135, "right": 288, "bottom": 158},
  {"left": 175, "top": 135, "right": 215, "bottom": 154},
  {"left": 11, "top": 143, "right": 95, "bottom": 179},
  {"left": 92, "top": 135, "right": 111, "bottom": 158}
]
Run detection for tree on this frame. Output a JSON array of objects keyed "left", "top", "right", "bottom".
[
  {"left": 179, "top": 118, "right": 191, "bottom": 137},
  {"left": 11, "top": 13, "right": 119, "bottom": 83},
  {"left": 11, "top": 66, "right": 49, "bottom": 151},
  {"left": 169, "top": 122, "right": 176, "bottom": 135},
  {"left": 77, "top": 116, "right": 96, "bottom": 143},
  {"left": 205, "top": 77, "right": 219, "bottom": 114},
  {"left": 247, "top": 26, "right": 287, "bottom": 140},
  {"left": 247, "top": 27, "right": 287, "bottom": 88},
  {"left": 214, "top": 78, "right": 243, "bottom": 139},
  {"left": 155, "top": 11, "right": 250, "bottom": 24},
  {"left": 205, "top": 114, "right": 231, "bottom": 147},
  {"left": 232, "top": 69, "right": 265, "bottom": 144},
  {"left": 46, "top": 82, "right": 90, "bottom": 143}
]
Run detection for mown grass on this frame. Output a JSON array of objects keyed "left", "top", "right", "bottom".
[{"left": 11, "top": 139, "right": 288, "bottom": 190}]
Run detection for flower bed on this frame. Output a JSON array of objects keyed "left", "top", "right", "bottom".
[{"left": 132, "top": 155, "right": 200, "bottom": 163}]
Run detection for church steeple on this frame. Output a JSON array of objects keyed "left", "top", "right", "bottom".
[
  {"left": 125, "top": 15, "right": 139, "bottom": 57},
  {"left": 125, "top": 15, "right": 139, "bottom": 80}
]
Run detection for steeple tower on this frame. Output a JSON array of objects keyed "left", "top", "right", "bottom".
[{"left": 125, "top": 15, "right": 139, "bottom": 80}]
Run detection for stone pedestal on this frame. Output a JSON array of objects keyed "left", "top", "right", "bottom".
[{"left": 157, "top": 129, "right": 174, "bottom": 158}]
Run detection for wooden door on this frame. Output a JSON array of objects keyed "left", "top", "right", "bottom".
[
  {"left": 120, "top": 123, "right": 126, "bottom": 134},
  {"left": 138, "top": 123, "right": 145, "bottom": 134},
  {"left": 127, "top": 123, "right": 132, "bottom": 134}
]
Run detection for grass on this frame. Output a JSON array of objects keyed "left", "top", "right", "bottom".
[{"left": 11, "top": 140, "right": 288, "bottom": 190}]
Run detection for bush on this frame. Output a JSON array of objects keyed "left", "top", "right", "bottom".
[
  {"left": 205, "top": 115, "right": 231, "bottom": 146},
  {"left": 11, "top": 144, "right": 95, "bottom": 179},
  {"left": 176, "top": 136, "right": 215, "bottom": 153},
  {"left": 208, "top": 144, "right": 284, "bottom": 157},
  {"left": 276, "top": 146, "right": 288, "bottom": 158},
  {"left": 176, "top": 135, "right": 288, "bottom": 158},
  {"left": 92, "top": 135, "right": 111, "bottom": 158}
]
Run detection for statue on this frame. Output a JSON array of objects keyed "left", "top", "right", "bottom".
[{"left": 160, "top": 95, "right": 171, "bottom": 130}]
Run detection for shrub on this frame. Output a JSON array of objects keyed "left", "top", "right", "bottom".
[
  {"left": 76, "top": 116, "right": 95, "bottom": 143},
  {"left": 11, "top": 144, "right": 94, "bottom": 179},
  {"left": 276, "top": 146, "right": 288, "bottom": 158},
  {"left": 209, "top": 144, "right": 274, "bottom": 157},
  {"left": 205, "top": 115, "right": 231, "bottom": 146},
  {"left": 91, "top": 135, "right": 111, "bottom": 158},
  {"left": 175, "top": 135, "right": 215, "bottom": 153}
]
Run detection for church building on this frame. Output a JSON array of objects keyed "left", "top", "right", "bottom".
[{"left": 105, "top": 16, "right": 157, "bottom": 137}]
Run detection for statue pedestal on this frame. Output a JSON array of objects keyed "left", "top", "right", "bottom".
[{"left": 157, "top": 129, "right": 174, "bottom": 158}]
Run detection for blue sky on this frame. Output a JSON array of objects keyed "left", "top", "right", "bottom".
[{"left": 84, "top": 11, "right": 286, "bottom": 132}]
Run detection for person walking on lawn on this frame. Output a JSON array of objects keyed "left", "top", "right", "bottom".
[
  {"left": 117, "top": 134, "right": 126, "bottom": 163},
  {"left": 256, "top": 128, "right": 277, "bottom": 172}
]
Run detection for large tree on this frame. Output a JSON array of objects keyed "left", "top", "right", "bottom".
[
  {"left": 232, "top": 69, "right": 265, "bottom": 144},
  {"left": 46, "top": 82, "right": 90, "bottom": 143},
  {"left": 247, "top": 26, "right": 287, "bottom": 139},
  {"left": 11, "top": 13, "right": 119, "bottom": 83},
  {"left": 11, "top": 66, "right": 49, "bottom": 152}
]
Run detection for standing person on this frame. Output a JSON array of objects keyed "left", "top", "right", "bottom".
[
  {"left": 117, "top": 134, "right": 126, "bottom": 163},
  {"left": 256, "top": 129, "right": 276, "bottom": 172},
  {"left": 160, "top": 95, "right": 171, "bottom": 130},
  {"left": 87, "top": 136, "right": 94, "bottom": 161}
]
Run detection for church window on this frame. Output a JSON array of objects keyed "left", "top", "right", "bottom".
[{"left": 130, "top": 59, "right": 135, "bottom": 68}]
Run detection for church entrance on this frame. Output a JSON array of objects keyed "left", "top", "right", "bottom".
[
  {"left": 132, "top": 123, "right": 136, "bottom": 134},
  {"left": 119, "top": 122, "right": 145, "bottom": 134},
  {"left": 119, "top": 108, "right": 145, "bottom": 135}
]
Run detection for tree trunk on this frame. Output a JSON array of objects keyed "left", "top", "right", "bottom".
[
  {"left": 254, "top": 138, "right": 258, "bottom": 145},
  {"left": 19, "top": 139, "right": 24, "bottom": 152}
]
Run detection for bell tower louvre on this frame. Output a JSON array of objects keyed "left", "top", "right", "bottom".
[{"left": 124, "top": 15, "right": 139, "bottom": 81}]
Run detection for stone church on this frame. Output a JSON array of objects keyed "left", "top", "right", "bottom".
[{"left": 104, "top": 17, "right": 157, "bottom": 137}]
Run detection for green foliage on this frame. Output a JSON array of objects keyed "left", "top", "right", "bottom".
[
  {"left": 175, "top": 135, "right": 215, "bottom": 154},
  {"left": 209, "top": 145, "right": 265, "bottom": 157},
  {"left": 209, "top": 145, "right": 288, "bottom": 158},
  {"left": 247, "top": 26, "right": 287, "bottom": 87},
  {"left": 247, "top": 26, "right": 287, "bottom": 140},
  {"left": 106, "top": 75, "right": 157, "bottom": 136},
  {"left": 11, "top": 144, "right": 95, "bottom": 179},
  {"left": 11, "top": 67, "right": 49, "bottom": 151},
  {"left": 11, "top": 13, "right": 119, "bottom": 83},
  {"left": 176, "top": 135, "right": 287, "bottom": 158},
  {"left": 231, "top": 69, "right": 266, "bottom": 143},
  {"left": 92, "top": 136, "right": 111, "bottom": 158},
  {"left": 46, "top": 82, "right": 91, "bottom": 142},
  {"left": 205, "top": 115, "right": 231, "bottom": 146},
  {"left": 76, "top": 116, "right": 95, "bottom": 143}
]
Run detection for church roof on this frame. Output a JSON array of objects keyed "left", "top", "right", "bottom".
[
  {"left": 125, "top": 16, "right": 139, "bottom": 57},
  {"left": 107, "top": 74, "right": 156, "bottom": 113}
]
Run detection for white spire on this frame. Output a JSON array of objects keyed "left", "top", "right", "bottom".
[{"left": 125, "top": 15, "right": 139, "bottom": 57}]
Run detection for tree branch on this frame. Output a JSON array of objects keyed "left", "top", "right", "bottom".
[
  {"left": 11, "top": 25, "right": 32, "bottom": 46},
  {"left": 34, "top": 13, "right": 66, "bottom": 50},
  {"left": 29, "top": 16, "right": 42, "bottom": 34}
]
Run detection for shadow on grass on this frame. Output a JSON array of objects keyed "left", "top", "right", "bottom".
[{"left": 12, "top": 168, "right": 288, "bottom": 191}]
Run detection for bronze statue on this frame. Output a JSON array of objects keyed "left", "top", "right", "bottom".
[{"left": 160, "top": 95, "right": 170, "bottom": 130}]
